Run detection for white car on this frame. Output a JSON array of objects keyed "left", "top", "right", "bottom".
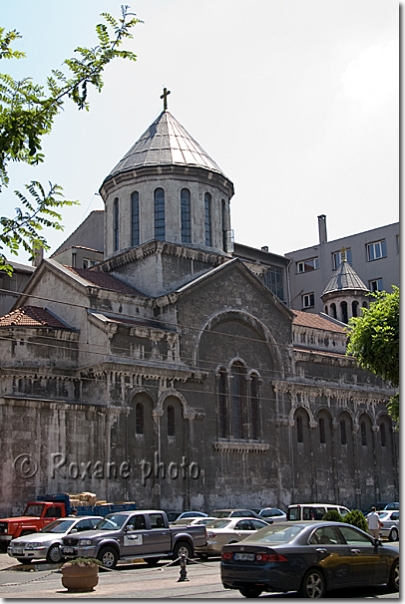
[
  {"left": 194, "top": 516, "right": 269, "bottom": 558},
  {"left": 7, "top": 516, "right": 103, "bottom": 563},
  {"left": 378, "top": 510, "right": 399, "bottom": 541},
  {"left": 259, "top": 507, "right": 287, "bottom": 522}
]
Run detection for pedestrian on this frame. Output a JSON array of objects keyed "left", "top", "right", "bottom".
[
  {"left": 367, "top": 507, "right": 382, "bottom": 539},
  {"left": 69, "top": 508, "right": 78, "bottom": 517}
]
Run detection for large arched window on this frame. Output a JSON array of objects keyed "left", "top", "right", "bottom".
[
  {"left": 167, "top": 404, "right": 175, "bottom": 436},
  {"left": 135, "top": 402, "right": 144, "bottom": 434},
  {"left": 113, "top": 197, "right": 119, "bottom": 251},
  {"left": 340, "top": 419, "right": 347, "bottom": 445},
  {"left": 131, "top": 191, "right": 140, "bottom": 246},
  {"left": 250, "top": 374, "right": 260, "bottom": 440},
  {"left": 319, "top": 417, "right": 326, "bottom": 443},
  {"left": 218, "top": 368, "right": 228, "bottom": 438},
  {"left": 361, "top": 421, "right": 367, "bottom": 446},
  {"left": 204, "top": 192, "right": 212, "bottom": 246},
  {"left": 181, "top": 189, "right": 191, "bottom": 243},
  {"left": 231, "top": 362, "right": 246, "bottom": 439},
  {"left": 296, "top": 416, "right": 303, "bottom": 443},
  {"left": 380, "top": 423, "right": 387, "bottom": 447},
  {"left": 154, "top": 188, "right": 165, "bottom": 240}
]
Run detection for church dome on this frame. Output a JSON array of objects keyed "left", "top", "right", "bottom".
[
  {"left": 105, "top": 110, "right": 226, "bottom": 182},
  {"left": 322, "top": 259, "right": 369, "bottom": 296}
]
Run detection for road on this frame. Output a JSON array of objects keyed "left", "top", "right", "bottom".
[{"left": 0, "top": 553, "right": 399, "bottom": 599}]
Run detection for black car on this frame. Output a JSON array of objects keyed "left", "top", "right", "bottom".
[{"left": 221, "top": 521, "right": 399, "bottom": 598}]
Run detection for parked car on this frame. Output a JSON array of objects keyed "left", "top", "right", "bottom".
[
  {"left": 259, "top": 507, "right": 287, "bottom": 522},
  {"left": 384, "top": 502, "right": 400, "bottom": 511},
  {"left": 362, "top": 502, "right": 398, "bottom": 515},
  {"left": 378, "top": 510, "right": 399, "bottom": 541},
  {"left": 287, "top": 503, "right": 350, "bottom": 521},
  {"left": 195, "top": 517, "right": 269, "bottom": 558},
  {"left": 186, "top": 517, "right": 218, "bottom": 526},
  {"left": 211, "top": 508, "right": 263, "bottom": 519},
  {"left": 176, "top": 511, "right": 208, "bottom": 520},
  {"left": 7, "top": 516, "right": 103, "bottom": 563},
  {"left": 165, "top": 511, "right": 181, "bottom": 523},
  {"left": 221, "top": 520, "right": 399, "bottom": 598}
]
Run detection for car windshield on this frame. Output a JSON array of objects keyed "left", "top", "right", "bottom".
[
  {"left": 206, "top": 519, "right": 232, "bottom": 529},
  {"left": 378, "top": 512, "right": 389, "bottom": 519},
  {"left": 22, "top": 504, "right": 44, "bottom": 517},
  {"left": 211, "top": 511, "right": 232, "bottom": 518},
  {"left": 95, "top": 515, "right": 128, "bottom": 530},
  {"left": 243, "top": 523, "right": 305, "bottom": 544},
  {"left": 39, "top": 519, "right": 75, "bottom": 533}
]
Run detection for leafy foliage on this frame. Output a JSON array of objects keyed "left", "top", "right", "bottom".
[
  {"left": 346, "top": 287, "right": 399, "bottom": 421},
  {"left": 0, "top": 6, "right": 140, "bottom": 273},
  {"left": 63, "top": 557, "right": 103, "bottom": 567},
  {"left": 343, "top": 509, "right": 368, "bottom": 533},
  {"left": 322, "top": 509, "right": 343, "bottom": 522}
]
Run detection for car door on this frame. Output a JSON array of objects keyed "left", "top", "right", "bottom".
[
  {"left": 308, "top": 525, "right": 352, "bottom": 588},
  {"left": 337, "top": 525, "right": 388, "bottom": 586},
  {"left": 121, "top": 514, "right": 151, "bottom": 557},
  {"left": 232, "top": 519, "right": 256, "bottom": 541},
  {"left": 146, "top": 513, "right": 171, "bottom": 553}
]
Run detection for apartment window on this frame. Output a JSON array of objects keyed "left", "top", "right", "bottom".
[
  {"left": 264, "top": 266, "right": 284, "bottom": 301},
  {"left": 154, "top": 188, "right": 165, "bottom": 240},
  {"left": 302, "top": 293, "right": 315, "bottom": 308},
  {"left": 135, "top": 403, "right": 144, "bottom": 435},
  {"left": 367, "top": 240, "right": 387, "bottom": 261},
  {"left": 181, "top": 188, "right": 191, "bottom": 243},
  {"left": 131, "top": 191, "right": 140, "bottom": 246},
  {"left": 297, "top": 257, "right": 319, "bottom": 273},
  {"left": 332, "top": 248, "right": 352, "bottom": 269},
  {"left": 204, "top": 192, "right": 212, "bottom": 247},
  {"left": 113, "top": 198, "right": 119, "bottom": 252},
  {"left": 167, "top": 404, "right": 175, "bottom": 436},
  {"left": 369, "top": 278, "right": 383, "bottom": 292}
]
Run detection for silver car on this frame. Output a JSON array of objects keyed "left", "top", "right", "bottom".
[
  {"left": 259, "top": 507, "right": 287, "bottom": 522},
  {"left": 195, "top": 517, "right": 269, "bottom": 558},
  {"left": 378, "top": 510, "right": 399, "bottom": 541},
  {"left": 7, "top": 516, "right": 103, "bottom": 563}
]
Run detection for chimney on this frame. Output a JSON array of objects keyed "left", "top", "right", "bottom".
[
  {"left": 261, "top": 246, "right": 269, "bottom": 252},
  {"left": 318, "top": 214, "right": 327, "bottom": 244}
]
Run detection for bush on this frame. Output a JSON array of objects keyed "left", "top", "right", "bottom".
[
  {"left": 342, "top": 510, "right": 368, "bottom": 532},
  {"left": 322, "top": 509, "right": 343, "bottom": 522}
]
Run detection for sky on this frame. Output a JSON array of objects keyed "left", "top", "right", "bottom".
[{"left": 1, "top": 0, "right": 399, "bottom": 263}]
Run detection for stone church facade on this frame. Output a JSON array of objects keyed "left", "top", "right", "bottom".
[{"left": 0, "top": 105, "right": 398, "bottom": 516}]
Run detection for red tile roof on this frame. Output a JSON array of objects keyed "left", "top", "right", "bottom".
[
  {"left": 0, "top": 306, "right": 72, "bottom": 329},
  {"left": 292, "top": 310, "right": 346, "bottom": 334},
  {"left": 66, "top": 267, "right": 142, "bottom": 295}
]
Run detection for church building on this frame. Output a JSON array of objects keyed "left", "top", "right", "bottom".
[{"left": 0, "top": 94, "right": 398, "bottom": 516}]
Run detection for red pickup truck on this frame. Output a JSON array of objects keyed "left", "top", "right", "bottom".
[{"left": 0, "top": 501, "right": 67, "bottom": 550}]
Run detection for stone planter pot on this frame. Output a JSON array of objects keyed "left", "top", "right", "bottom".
[{"left": 61, "top": 562, "right": 99, "bottom": 592}]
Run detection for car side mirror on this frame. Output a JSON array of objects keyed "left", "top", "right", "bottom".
[
  {"left": 70, "top": 528, "right": 78, "bottom": 533},
  {"left": 374, "top": 538, "right": 382, "bottom": 546}
]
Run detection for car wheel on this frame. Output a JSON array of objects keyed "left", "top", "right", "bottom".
[
  {"left": 389, "top": 527, "right": 399, "bottom": 542},
  {"left": 239, "top": 586, "right": 263, "bottom": 598},
  {"left": 16, "top": 557, "right": 31, "bottom": 564},
  {"left": 173, "top": 541, "right": 193, "bottom": 561},
  {"left": 46, "top": 544, "right": 64, "bottom": 563},
  {"left": 388, "top": 559, "right": 399, "bottom": 592},
  {"left": 300, "top": 568, "right": 326, "bottom": 598},
  {"left": 98, "top": 546, "right": 118, "bottom": 569},
  {"left": 145, "top": 557, "right": 160, "bottom": 566}
]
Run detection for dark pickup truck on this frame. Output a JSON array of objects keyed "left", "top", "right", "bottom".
[{"left": 61, "top": 509, "right": 207, "bottom": 568}]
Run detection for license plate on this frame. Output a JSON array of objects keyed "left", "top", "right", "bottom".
[
  {"left": 62, "top": 547, "right": 74, "bottom": 554},
  {"left": 234, "top": 553, "right": 255, "bottom": 561},
  {"left": 14, "top": 549, "right": 24, "bottom": 555}
]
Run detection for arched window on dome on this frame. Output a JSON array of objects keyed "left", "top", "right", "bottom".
[
  {"left": 131, "top": 191, "right": 140, "bottom": 246},
  {"left": 181, "top": 189, "right": 191, "bottom": 243},
  {"left": 330, "top": 303, "right": 337, "bottom": 319},
  {"left": 340, "top": 301, "right": 348, "bottom": 324},
  {"left": 204, "top": 192, "right": 212, "bottom": 246},
  {"left": 113, "top": 198, "right": 119, "bottom": 251},
  {"left": 352, "top": 300, "right": 359, "bottom": 318},
  {"left": 154, "top": 188, "right": 165, "bottom": 240}
]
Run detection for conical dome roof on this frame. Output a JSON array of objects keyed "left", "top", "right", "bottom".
[
  {"left": 322, "top": 260, "right": 369, "bottom": 296},
  {"left": 105, "top": 110, "right": 226, "bottom": 181}
]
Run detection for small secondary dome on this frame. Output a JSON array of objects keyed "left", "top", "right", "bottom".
[{"left": 322, "top": 259, "right": 369, "bottom": 296}]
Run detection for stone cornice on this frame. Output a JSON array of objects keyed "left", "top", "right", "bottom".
[
  {"left": 212, "top": 441, "right": 270, "bottom": 453},
  {"left": 272, "top": 379, "right": 394, "bottom": 403}
]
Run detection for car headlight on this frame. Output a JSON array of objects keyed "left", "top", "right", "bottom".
[
  {"left": 78, "top": 539, "right": 93, "bottom": 546},
  {"left": 25, "top": 542, "right": 43, "bottom": 549}
]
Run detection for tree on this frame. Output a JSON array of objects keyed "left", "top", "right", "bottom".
[
  {"left": 346, "top": 287, "right": 399, "bottom": 422},
  {"left": 0, "top": 6, "right": 140, "bottom": 274},
  {"left": 342, "top": 509, "right": 368, "bottom": 533}
]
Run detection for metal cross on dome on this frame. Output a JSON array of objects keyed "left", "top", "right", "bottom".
[{"left": 160, "top": 87, "right": 171, "bottom": 110}]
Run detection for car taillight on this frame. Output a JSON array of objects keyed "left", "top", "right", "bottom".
[
  {"left": 221, "top": 552, "right": 233, "bottom": 561},
  {"left": 208, "top": 532, "right": 217, "bottom": 538},
  {"left": 255, "top": 553, "right": 288, "bottom": 562}
]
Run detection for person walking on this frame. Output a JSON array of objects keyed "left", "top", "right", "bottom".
[{"left": 367, "top": 507, "right": 382, "bottom": 539}]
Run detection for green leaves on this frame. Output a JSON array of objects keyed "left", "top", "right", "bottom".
[
  {"left": 346, "top": 287, "right": 399, "bottom": 422},
  {"left": 0, "top": 7, "right": 141, "bottom": 272}
]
